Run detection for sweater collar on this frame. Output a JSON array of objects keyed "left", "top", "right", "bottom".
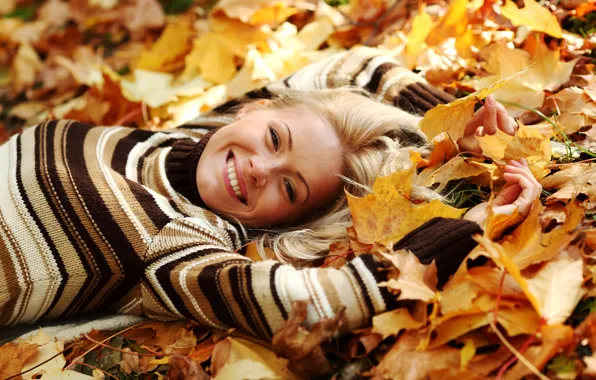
[{"left": 165, "top": 129, "right": 217, "bottom": 206}]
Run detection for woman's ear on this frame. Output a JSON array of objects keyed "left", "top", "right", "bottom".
[{"left": 236, "top": 99, "right": 271, "bottom": 120}]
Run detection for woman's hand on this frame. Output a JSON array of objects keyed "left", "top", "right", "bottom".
[
  {"left": 463, "top": 159, "right": 542, "bottom": 226},
  {"left": 457, "top": 95, "right": 518, "bottom": 154}
]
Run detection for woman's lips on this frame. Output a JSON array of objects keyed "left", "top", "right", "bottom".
[{"left": 223, "top": 150, "right": 248, "bottom": 204}]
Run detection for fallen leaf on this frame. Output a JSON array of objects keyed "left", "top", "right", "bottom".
[
  {"left": 0, "top": 342, "right": 39, "bottom": 380},
  {"left": 541, "top": 163, "right": 596, "bottom": 203},
  {"left": 420, "top": 70, "right": 525, "bottom": 142},
  {"left": 37, "top": 0, "right": 70, "bottom": 27},
  {"left": 271, "top": 300, "right": 343, "bottom": 377},
  {"left": 373, "top": 330, "right": 461, "bottom": 380},
  {"left": 549, "top": 86, "right": 596, "bottom": 135},
  {"left": 426, "top": 0, "right": 468, "bottom": 46},
  {"left": 379, "top": 249, "right": 438, "bottom": 302},
  {"left": 119, "top": 348, "right": 140, "bottom": 374},
  {"left": 17, "top": 329, "right": 94, "bottom": 379},
  {"left": 165, "top": 328, "right": 197, "bottom": 356},
  {"left": 419, "top": 156, "right": 497, "bottom": 191},
  {"left": 10, "top": 42, "right": 42, "bottom": 94},
  {"left": 406, "top": 5, "right": 434, "bottom": 67},
  {"left": 470, "top": 37, "right": 578, "bottom": 117},
  {"left": 504, "top": 324, "right": 574, "bottom": 379},
  {"left": 501, "top": 0, "right": 563, "bottom": 38},
  {"left": 477, "top": 235, "right": 585, "bottom": 325},
  {"left": 372, "top": 307, "right": 426, "bottom": 339},
  {"left": 212, "top": 336, "right": 300, "bottom": 380},
  {"left": 347, "top": 157, "right": 465, "bottom": 246},
  {"left": 136, "top": 17, "right": 193, "bottom": 71},
  {"left": 347, "top": 332, "right": 383, "bottom": 358},
  {"left": 166, "top": 356, "right": 210, "bottom": 380}
]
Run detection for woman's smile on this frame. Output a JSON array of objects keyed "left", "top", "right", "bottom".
[{"left": 223, "top": 150, "right": 248, "bottom": 205}]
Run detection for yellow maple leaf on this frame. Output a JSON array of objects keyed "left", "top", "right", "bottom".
[
  {"left": 477, "top": 124, "right": 552, "bottom": 179},
  {"left": 476, "top": 235, "right": 585, "bottom": 325},
  {"left": 346, "top": 159, "right": 465, "bottom": 246},
  {"left": 182, "top": 32, "right": 237, "bottom": 84},
  {"left": 378, "top": 250, "right": 438, "bottom": 302},
  {"left": 420, "top": 69, "right": 525, "bottom": 142},
  {"left": 549, "top": 86, "right": 596, "bottom": 135},
  {"left": 136, "top": 18, "right": 193, "bottom": 72},
  {"left": 470, "top": 37, "right": 577, "bottom": 116},
  {"left": 425, "top": 0, "right": 468, "bottom": 46},
  {"left": 406, "top": 5, "right": 434, "bottom": 68},
  {"left": 501, "top": 0, "right": 563, "bottom": 38},
  {"left": 372, "top": 308, "right": 426, "bottom": 339}
]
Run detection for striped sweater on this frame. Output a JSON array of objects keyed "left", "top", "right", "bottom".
[{"left": 0, "top": 47, "right": 454, "bottom": 339}]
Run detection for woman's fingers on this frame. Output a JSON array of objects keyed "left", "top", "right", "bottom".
[
  {"left": 483, "top": 95, "right": 498, "bottom": 135},
  {"left": 496, "top": 102, "right": 517, "bottom": 135}
]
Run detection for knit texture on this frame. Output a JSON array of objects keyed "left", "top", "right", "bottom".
[
  {"left": 185, "top": 46, "right": 455, "bottom": 128},
  {"left": 393, "top": 217, "right": 483, "bottom": 286},
  {"left": 165, "top": 129, "right": 217, "bottom": 206}
]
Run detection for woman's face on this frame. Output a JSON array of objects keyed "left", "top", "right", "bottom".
[{"left": 196, "top": 104, "right": 344, "bottom": 227}]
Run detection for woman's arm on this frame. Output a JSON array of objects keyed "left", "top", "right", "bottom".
[
  {"left": 142, "top": 218, "right": 393, "bottom": 340},
  {"left": 142, "top": 215, "right": 484, "bottom": 340}
]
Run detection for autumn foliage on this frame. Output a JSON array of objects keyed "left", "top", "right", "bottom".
[{"left": 1, "top": 0, "right": 596, "bottom": 378}]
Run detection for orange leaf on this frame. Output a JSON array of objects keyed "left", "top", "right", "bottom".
[
  {"left": 0, "top": 342, "right": 39, "bottom": 380},
  {"left": 347, "top": 159, "right": 465, "bottom": 246}
]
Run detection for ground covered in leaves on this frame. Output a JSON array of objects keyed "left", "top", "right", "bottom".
[{"left": 1, "top": 0, "right": 596, "bottom": 379}]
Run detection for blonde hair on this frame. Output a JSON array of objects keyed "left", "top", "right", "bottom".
[{"left": 245, "top": 88, "right": 438, "bottom": 265}]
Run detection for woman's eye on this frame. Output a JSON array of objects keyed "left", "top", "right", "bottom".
[
  {"left": 284, "top": 178, "right": 296, "bottom": 202},
  {"left": 269, "top": 127, "right": 280, "bottom": 151}
]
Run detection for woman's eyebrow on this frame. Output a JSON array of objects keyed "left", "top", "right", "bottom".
[
  {"left": 281, "top": 120, "right": 309, "bottom": 202},
  {"left": 281, "top": 120, "right": 293, "bottom": 150},
  {"left": 297, "top": 172, "right": 310, "bottom": 203}
]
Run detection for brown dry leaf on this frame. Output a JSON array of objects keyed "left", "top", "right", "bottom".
[
  {"left": 17, "top": 329, "right": 94, "bottom": 379},
  {"left": 166, "top": 356, "right": 210, "bottom": 380},
  {"left": 372, "top": 307, "right": 426, "bottom": 339},
  {"left": 504, "top": 324, "right": 574, "bottom": 379},
  {"left": 471, "top": 37, "right": 577, "bottom": 117},
  {"left": 373, "top": 330, "right": 461, "bottom": 380},
  {"left": 11, "top": 42, "right": 42, "bottom": 94},
  {"left": 119, "top": 348, "right": 140, "bottom": 374},
  {"left": 420, "top": 70, "right": 525, "bottom": 142},
  {"left": 477, "top": 235, "right": 585, "bottom": 325},
  {"left": 549, "top": 86, "right": 596, "bottom": 135},
  {"left": 379, "top": 249, "right": 438, "bottom": 302},
  {"left": 321, "top": 241, "right": 352, "bottom": 269},
  {"left": 0, "top": 341, "right": 39, "bottom": 380},
  {"left": 501, "top": 0, "right": 563, "bottom": 38},
  {"left": 347, "top": 156, "right": 465, "bottom": 246},
  {"left": 165, "top": 328, "right": 197, "bottom": 356},
  {"left": 212, "top": 336, "right": 300, "bottom": 380},
  {"left": 136, "top": 17, "right": 193, "bottom": 71},
  {"left": 272, "top": 300, "right": 343, "bottom": 377},
  {"left": 539, "top": 203, "right": 567, "bottom": 230},
  {"left": 37, "top": 0, "right": 71, "bottom": 27},
  {"left": 347, "top": 332, "right": 383, "bottom": 359},
  {"left": 541, "top": 163, "right": 596, "bottom": 203},
  {"left": 419, "top": 156, "right": 497, "bottom": 191}
]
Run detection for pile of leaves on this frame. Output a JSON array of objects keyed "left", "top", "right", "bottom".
[{"left": 1, "top": 0, "right": 596, "bottom": 379}]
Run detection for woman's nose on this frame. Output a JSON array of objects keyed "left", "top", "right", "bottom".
[{"left": 248, "top": 157, "right": 275, "bottom": 187}]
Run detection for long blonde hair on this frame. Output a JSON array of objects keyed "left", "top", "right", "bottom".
[{"left": 243, "top": 88, "right": 437, "bottom": 265}]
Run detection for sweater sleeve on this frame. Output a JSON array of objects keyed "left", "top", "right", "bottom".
[
  {"left": 142, "top": 217, "right": 393, "bottom": 340},
  {"left": 185, "top": 47, "right": 456, "bottom": 127}
]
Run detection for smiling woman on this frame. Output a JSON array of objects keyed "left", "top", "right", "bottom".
[
  {"left": 196, "top": 102, "right": 344, "bottom": 227},
  {"left": 0, "top": 48, "right": 540, "bottom": 341}
]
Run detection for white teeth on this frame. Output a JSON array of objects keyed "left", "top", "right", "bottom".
[{"left": 226, "top": 158, "right": 244, "bottom": 200}]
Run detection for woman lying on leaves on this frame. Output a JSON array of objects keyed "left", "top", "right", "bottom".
[{"left": 0, "top": 47, "right": 541, "bottom": 340}]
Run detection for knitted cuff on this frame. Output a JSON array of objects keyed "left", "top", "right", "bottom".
[
  {"left": 395, "top": 82, "right": 456, "bottom": 115},
  {"left": 350, "top": 254, "right": 401, "bottom": 312},
  {"left": 393, "top": 218, "right": 483, "bottom": 287}
]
